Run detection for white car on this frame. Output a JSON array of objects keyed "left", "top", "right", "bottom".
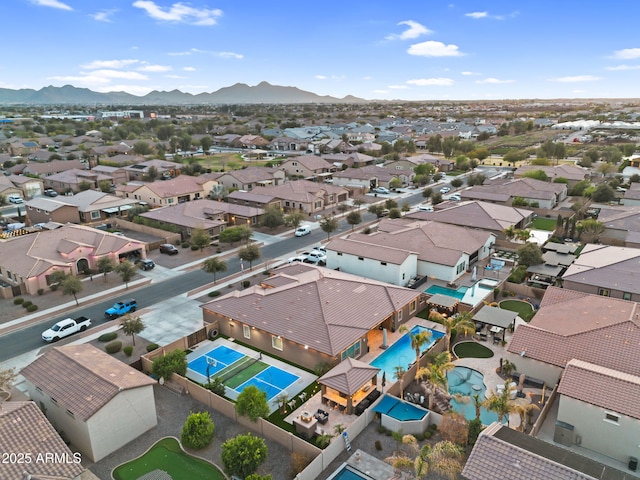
[
  {"left": 449, "top": 193, "right": 461, "bottom": 201},
  {"left": 288, "top": 252, "right": 310, "bottom": 263},
  {"left": 295, "top": 225, "right": 311, "bottom": 237},
  {"left": 305, "top": 250, "right": 327, "bottom": 264},
  {"left": 417, "top": 205, "right": 434, "bottom": 212},
  {"left": 8, "top": 195, "right": 23, "bottom": 204},
  {"left": 439, "top": 186, "right": 450, "bottom": 194},
  {"left": 373, "top": 187, "right": 390, "bottom": 194}
]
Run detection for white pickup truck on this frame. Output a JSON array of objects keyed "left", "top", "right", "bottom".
[{"left": 42, "top": 316, "right": 91, "bottom": 343}]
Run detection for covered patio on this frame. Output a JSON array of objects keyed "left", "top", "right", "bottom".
[
  {"left": 472, "top": 305, "right": 518, "bottom": 343},
  {"left": 426, "top": 293, "right": 459, "bottom": 316},
  {"left": 318, "top": 358, "right": 381, "bottom": 416}
]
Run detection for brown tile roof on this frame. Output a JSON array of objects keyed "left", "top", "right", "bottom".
[
  {"left": 219, "top": 166, "right": 281, "bottom": 184},
  {"left": 282, "top": 155, "right": 335, "bottom": 171},
  {"left": 201, "top": 265, "right": 421, "bottom": 356},
  {"left": 327, "top": 237, "right": 415, "bottom": 265},
  {"left": 318, "top": 358, "right": 380, "bottom": 395},
  {"left": 21, "top": 345, "right": 156, "bottom": 422},
  {"left": 25, "top": 159, "right": 85, "bottom": 175},
  {"left": 558, "top": 359, "right": 640, "bottom": 420},
  {"left": 465, "top": 177, "right": 566, "bottom": 201},
  {"left": 227, "top": 190, "right": 277, "bottom": 203},
  {"left": 250, "top": 179, "right": 348, "bottom": 204},
  {"left": 508, "top": 287, "right": 640, "bottom": 375},
  {"left": 514, "top": 164, "right": 590, "bottom": 182},
  {"left": 140, "top": 199, "right": 262, "bottom": 229},
  {"left": 0, "top": 401, "right": 85, "bottom": 479}
]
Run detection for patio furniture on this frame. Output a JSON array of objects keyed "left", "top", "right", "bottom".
[
  {"left": 493, "top": 336, "right": 501, "bottom": 344},
  {"left": 315, "top": 409, "right": 329, "bottom": 424},
  {"left": 478, "top": 332, "right": 488, "bottom": 341}
]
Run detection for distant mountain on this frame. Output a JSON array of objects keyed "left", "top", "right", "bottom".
[{"left": 0, "top": 81, "right": 367, "bottom": 105}]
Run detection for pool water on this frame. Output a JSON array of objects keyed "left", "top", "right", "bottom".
[
  {"left": 370, "top": 325, "right": 444, "bottom": 380},
  {"left": 373, "top": 394, "right": 427, "bottom": 421},
  {"left": 447, "top": 366, "right": 500, "bottom": 425},
  {"left": 424, "top": 284, "right": 467, "bottom": 299},
  {"left": 327, "top": 465, "right": 374, "bottom": 480}
]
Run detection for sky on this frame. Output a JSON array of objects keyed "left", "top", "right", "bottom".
[{"left": 3, "top": 1, "right": 640, "bottom": 101}]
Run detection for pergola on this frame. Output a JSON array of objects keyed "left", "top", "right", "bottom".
[
  {"left": 426, "top": 293, "right": 459, "bottom": 315},
  {"left": 318, "top": 358, "right": 381, "bottom": 415},
  {"left": 472, "top": 305, "right": 518, "bottom": 342}
]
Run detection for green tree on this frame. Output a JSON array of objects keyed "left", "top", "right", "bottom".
[
  {"left": 133, "top": 141, "right": 153, "bottom": 155},
  {"left": 181, "top": 411, "right": 215, "bottom": 450},
  {"left": 202, "top": 257, "right": 227, "bottom": 284},
  {"left": 146, "top": 165, "right": 159, "bottom": 181},
  {"left": 239, "top": 243, "right": 261, "bottom": 271},
  {"left": 517, "top": 242, "right": 543, "bottom": 267},
  {"left": 442, "top": 137, "right": 457, "bottom": 158},
  {"left": 260, "top": 204, "right": 285, "bottom": 229},
  {"left": 522, "top": 170, "right": 548, "bottom": 182},
  {"left": 235, "top": 385, "right": 270, "bottom": 422},
  {"left": 368, "top": 204, "right": 385, "bottom": 218},
  {"left": 284, "top": 210, "right": 305, "bottom": 229},
  {"left": 352, "top": 197, "right": 366, "bottom": 210},
  {"left": 120, "top": 314, "right": 145, "bottom": 346},
  {"left": 346, "top": 210, "right": 362, "bottom": 230},
  {"left": 577, "top": 218, "right": 605, "bottom": 243},
  {"left": 219, "top": 225, "right": 253, "bottom": 245},
  {"left": 115, "top": 260, "right": 137, "bottom": 289},
  {"left": 590, "top": 184, "right": 616, "bottom": 203},
  {"left": 61, "top": 275, "right": 83, "bottom": 305},
  {"left": 98, "top": 180, "right": 113, "bottom": 192},
  {"left": 384, "top": 198, "right": 398, "bottom": 210},
  {"left": 151, "top": 349, "right": 187, "bottom": 381},
  {"left": 483, "top": 380, "right": 518, "bottom": 425},
  {"left": 401, "top": 202, "right": 411, "bottom": 212},
  {"left": 422, "top": 187, "right": 433, "bottom": 198},
  {"left": 191, "top": 228, "right": 211, "bottom": 251},
  {"left": 200, "top": 135, "right": 213, "bottom": 153},
  {"left": 431, "top": 192, "right": 443, "bottom": 205},
  {"left": 96, "top": 257, "right": 115, "bottom": 283},
  {"left": 429, "top": 311, "right": 476, "bottom": 353},
  {"left": 319, "top": 215, "right": 339, "bottom": 240},
  {"left": 388, "top": 208, "right": 402, "bottom": 218},
  {"left": 221, "top": 433, "right": 268, "bottom": 479},
  {"left": 246, "top": 474, "right": 272, "bottom": 480},
  {"left": 78, "top": 180, "right": 93, "bottom": 191},
  {"left": 389, "top": 177, "right": 402, "bottom": 190},
  {"left": 450, "top": 178, "right": 463, "bottom": 188}
]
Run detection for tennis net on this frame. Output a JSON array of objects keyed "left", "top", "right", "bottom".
[{"left": 215, "top": 355, "right": 260, "bottom": 383}]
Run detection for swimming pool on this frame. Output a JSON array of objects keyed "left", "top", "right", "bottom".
[
  {"left": 424, "top": 284, "right": 467, "bottom": 299},
  {"left": 447, "top": 366, "right": 500, "bottom": 425},
  {"left": 326, "top": 464, "right": 375, "bottom": 480},
  {"left": 372, "top": 394, "right": 428, "bottom": 421},
  {"left": 370, "top": 325, "right": 444, "bottom": 380}
]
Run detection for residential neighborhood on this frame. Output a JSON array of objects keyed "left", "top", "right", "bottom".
[{"left": 2, "top": 97, "right": 640, "bottom": 480}]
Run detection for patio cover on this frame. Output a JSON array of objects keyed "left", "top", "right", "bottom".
[
  {"left": 473, "top": 305, "right": 518, "bottom": 329},
  {"left": 102, "top": 205, "right": 133, "bottom": 213},
  {"left": 526, "top": 264, "right": 564, "bottom": 277},
  {"left": 318, "top": 357, "right": 380, "bottom": 396},
  {"left": 426, "top": 293, "right": 459, "bottom": 309}
]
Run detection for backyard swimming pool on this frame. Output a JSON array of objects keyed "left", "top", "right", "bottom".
[
  {"left": 425, "top": 284, "right": 467, "bottom": 299},
  {"left": 447, "top": 366, "right": 500, "bottom": 425},
  {"left": 370, "top": 325, "right": 444, "bottom": 380},
  {"left": 372, "top": 394, "right": 428, "bottom": 421},
  {"left": 425, "top": 279, "right": 498, "bottom": 306},
  {"left": 327, "top": 464, "right": 375, "bottom": 480}
]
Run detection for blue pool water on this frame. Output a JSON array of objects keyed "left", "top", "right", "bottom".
[
  {"left": 424, "top": 284, "right": 468, "bottom": 299},
  {"left": 447, "top": 366, "right": 500, "bottom": 425},
  {"left": 373, "top": 394, "right": 428, "bottom": 421},
  {"left": 327, "top": 465, "right": 374, "bottom": 480},
  {"left": 370, "top": 325, "right": 445, "bottom": 380}
]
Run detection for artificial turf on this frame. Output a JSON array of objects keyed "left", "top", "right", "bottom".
[
  {"left": 499, "top": 299, "right": 536, "bottom": 322},
  {"left": 223, "top": 360, "right": 269, "bottom": 389},
  {"left": 452, "top": 341, "right": 494, "bottom": 359}
]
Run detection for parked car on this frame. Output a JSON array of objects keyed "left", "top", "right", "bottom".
[
  {"left": 373, "top": 187, "right": 390, "bottom": 194},
  {"left": 42, "top": 316, "right": 91, "bottom": 342},
  {"left": 313, "top": 245, "right": 327, "bottom": 254},
  {"left": 417, "top": 205, "right": 434, "bottom": 212},
  {"left": 295, "top": 225, "right": 311, "bottom": 237},
  {"left": 159, "top": 244, "right": 179, "bottom": 255},
  {"left": 43, "top": 188, "right": 58, "bottom": 197},
  {"left": 135, "top": 258, "right": 155, "bottom": 271},
  {"left": 8, "top": 195, "right": 23, "bottom": 204},
  {"left": 288, "top": 252, "right": 310, "bottom": 263},
  {"left": 305, "top": 251, "right": 327, "bottom": 264},
  {"left": 104, "top": 299, "right": 137, "bottom": 320},
  {"left": 439, "top": 186, "right": 450, "bottom": 194}
]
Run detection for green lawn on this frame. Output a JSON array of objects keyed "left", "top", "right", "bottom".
[
  {"left": 531, "top": 217, "right": 558, "bottom": 231},
  {"left": 499, "top": 299, "right": 536, "bottom": 322},
  {"left": 452, "top": 341, "right": 494, "bottom": 359},
  {"left": 112, "top": 437, "right": 225, "bottom": 480}
]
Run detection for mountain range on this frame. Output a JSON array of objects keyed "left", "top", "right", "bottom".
[{"left": 0, "top": 82, "right": 367, "bottom": 105}]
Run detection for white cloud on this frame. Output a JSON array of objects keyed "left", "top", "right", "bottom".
[
  {"left": 82, "top": 59, "right": 140, "bottom": 70},
  {"left": 386, "top": 20, "right": 431, "bottom": 40},
  {"left": 549, "top": 75, "right": 601, "bottom": 83},
  {"left": 133, "top": 1, "right": 223, "bottom": 26},
  {"left": 465, "top": 11, "right": 487, "bottom": 19},
  {"left": 47, "top": 75, "right": 111, "bottom": 85},
  {"left": 86, "top": 69, "right": 148, "bottom": 80},
  {"left": 91, "top": 9, "right": 117, "bottom": 22},
  {"left": 476, "top": 77, "right": 514, "bottom": 84},
  {"left": 31, "top": 0, "right": 72, "bottom": 11},
  {"left": 461, "top": 71, "right": 481, "bottom": 76},
  {"left": 362, "top": 76, "right": 373, "bottom": 81},
  {"left": 407, "top": 78, "right": 454, "bottom": 86},
  {"left": 373, "top": 89, "right": 388, "bottom": 94},
  {"left": 183, "top": 66, "right": 196, "bottom": 71},
  {"left": 315, "top": 75, "right": 327, "bottom": 80},
  {"left": 612, "top": 48, "right": 640, "bottom": 60},
  {"left": 165, "top": 74, "right": 187, "bottom": 79},
  {"left": 408, "top": 41, "right": 464, "bottom": 57},
  {"left": 218, "top": 52, "right": 243, "bottom": 59},
  {"left": 138, "top": 64, "right": 172, "bottom": 72},
  {"left": 388, "top": 85, "right": 410, "bottom": 90},
  {"left": 465, "top": 10, "right": 518, "bottom": 20},
  {"left": 606, "top": 64, "right": 640, "bottom": 71}
]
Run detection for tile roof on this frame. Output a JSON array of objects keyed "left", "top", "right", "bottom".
[
  {"left": 0, "top": 401, "right": 85, "bottom": 479},
  {"left": 140, "top": 199, "right": 263, "bottom": 229},
  {"left": 282, "top": 155, "right": 335, "bottom": 171},
  {"left": 318, "top": 358, "right": 380, "bottom": 395},
  {"left": 218, "top": 166, "right": 281, "bottom": 184},
  {"left": 514, "top": 164, "right": 590, "bottom": 182},
  {"left": 141, "top": 175, "right": 210, "bottom": 197},
  {"left": 25, "top": 159, "right": 85, "bottom": 175},
  {"left": 327, "top": 237, "right": 415, "bottom": 265},
  {"left": 558, "top": 359, "right": 640, "bottom": 420},
  {"left": 507, "top": 287, "right": 640, "bottom": 375},
  {"left": 21, "top": 345, "right": 156, "bottom": 422},
  {"left": 227, "top": 190, "right": 277, "bottom": 203},
  {"left": 250, "top": 179, "right": 348, "bottom": 204},
  {"left": 465, "top": 177, "right": 566, "bottom": 201},
  {"left": 201, "top": 265, "right": 421, "bottom": 356}
]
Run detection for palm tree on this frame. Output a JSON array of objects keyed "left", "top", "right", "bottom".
[
  {"left": 471, "top": 393, "right": 482, "bottom": 421},
  {"left": 202, "top": 256, "right": 227, "bottom": 284},
  {"left": 502, "top": 225, "right": 516, "bottom": 241},
  {"left": 428, "top": 310, "right": 476, "bottom": 353},
  {"left": 394, "top": 365, "right": 407, "bottom": 399},
  {"left": 513, "top": 401, "right": 540, "bottom": 432},
  {"left": 483, "top": 380, "right": 518, "bottom": 426},
  {"left": 410, "top": 329, "right": 433, "bottom": 369},
  {"left": 120, "top": 314, "right": 145, "bottom": 346}
]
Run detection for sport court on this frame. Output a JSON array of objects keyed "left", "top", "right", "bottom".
[{"left": 186, "top": 339, "right": 315, "bottom": 413}]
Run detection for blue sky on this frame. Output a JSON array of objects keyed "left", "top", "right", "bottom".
[{"left": 3, "top": 1, "right": 640, "bottom": 101}]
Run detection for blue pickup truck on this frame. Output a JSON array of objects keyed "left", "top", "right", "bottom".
[{"left": 104, "top": 298, "right": 137, "bottom": 320}]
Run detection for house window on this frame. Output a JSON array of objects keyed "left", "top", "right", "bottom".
[
  {"left": 604, "top": 411, "right": 620, "bottom": 424},
  {"left": 315, "top": 201, "right": 322, "bottom": 208},
  {"left": 380, "top": 262, "right": 387, "bottom": 266},
  {"left": 90, "top": 211, "right": 101, "bottom": 220},
  {"left": 398, "top": 310, "right": 403, "bottom": 322},
  {"left": 66, "top": 409, "right": 75, "bottom": 418},
  {"left": 328, "top": 195, "right": 334, "bottom": 202},
  {"left": 358, "top": 257, "right": 364, "bottom": 261},
  {"left": 337, "top": 252, "right": 343, "bottom": 256},
  {"left": 285, "top": 201, "right": 290, "bottom": 207},
  {"left": 341, "top": 340, "right": 362, "bottom": 361},
  {"left": 410, "top": 300, "right": 417, "bottom": 314},
  {"left": 243, "top": 324, "right": 250, "bottom": 339},
  {"left": 598, "top": 288, "right": 610, "bottom": 297},
  {"left": 272, "top": 335, "right": 283, "bottom": 351},
  {"left": 623, "top": 292, "right": 632, "bottom": 301},
  {"left": 456, "top": 262, "right": 466, "bottom": 274},
  {"left": 168, "top": 198, "right": 174, "bottom": 204}
]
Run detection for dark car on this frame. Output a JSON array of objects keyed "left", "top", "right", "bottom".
[
  {"left": 44, "top": 188, "right": 58, "bottom": 197},
  {"left": 135, "top": 258, "right": 155, "bottom": 271},
  {"left": 159, "top": 244, "right": 178, "bottom": 255}
]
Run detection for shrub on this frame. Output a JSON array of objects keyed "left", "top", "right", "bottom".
[
  {"left": 26, "top": 304, "right": 38, "bottom": 312},
  {"left": 385, "top": 430, "right": 392, "bottom": 436},
  {"left": 181, "top": 411, "right": 215, "bottom": 450},
  {"left": 98, "top": 332, "right": 118, "bottom": 342},
  {"left": 430, "top": 424, "right": 438, "bottom": 431},
  {"left": 13, "top": 297, "right": 24, "bottom": 305},
  {"left": 315, "top": 434, "right": 332, "bottom": 448},
  {"left": 123, "top": 345, "right": 134, "bottom": 357},
  {"left": 374, "top": 440, "right": 382, "bottom": 451},
  {"left": 22, "top": 300, "right": 33, "bottom": 308},
  {"left": 205, "top": 377, "right": 226, "bottom": 396},
  {"left": 181, "top": 242, "right": 190, "bottom": 248},
  {"left": 151, "top": 348, "right": 187, "bottom": 380},
  {"left": 105, "top": 341, "right": 122, "bottom": 354},
  {"left": 190, "top": 245, "right": 199, "bottom": 251},
  {"left": 50, "top": 284, "right": 59, "bottom": 291},
  {"left": 377, "top": 425, "right": 387, "bottom": 434},
  {"left": 242, "top": 280, "right": 250, "bottom": 288},
  {"left": 468, "top": 418, "right": 483, "bottom": 446},
  {"left": 146, "top": 343, "right": 159, "bottom": 352},
  {"left": 363, "top": 227, "right": 371, "bottom": 234},
  {"left": 208, "top": 290, "right": 221, "bottom": 297},
  {"left": 37, "top": 289, "right": 44, "bottom": 296},
  {"left": 414, "top": 433, "right": 425, "bottom": 441},
  {"left": 424, "top": 431, "right": 432, "bottom": 439}
]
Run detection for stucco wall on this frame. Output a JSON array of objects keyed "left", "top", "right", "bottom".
[{"left": 325, "top": 251, "right": 417, "bottom": 286}]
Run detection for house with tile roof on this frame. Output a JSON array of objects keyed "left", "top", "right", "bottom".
[
  {"left": 462, "top": 177, "right": 567, "bottom": 208},
  {"left": 326, "top": 219, "right": 494, "bottom": 285},
  {"left": 226, "top": 189, "right": 281, "bottom": 210},
  {"left": 21, "top": 345, "right": 157, "bottom": 462},
  {"left": 279, "top": 155, "right": 337, "bottom": 179},
  {"left": 250, "top": 179, "right": 349, "bottom": 214},
  {"left": 514, "top": 164, "right": 591, "bottom": 187},
  {"left": 0, "top": 401, "right": 86, "bottom": 479},
  {"left": 0, "top": 174, "right": 28, "bottom": 199},
  {"left": 595, "top": 205, "right": 640, "bottom": 247},
  {"left": 332, "top": 165, "right": 400, "bottom": 190},
  {"left": 42, "top": 168, "right": 114, "bottom": 193},
  {"left": 122, "top": 159, "right": 183, "bottom": 181},
  {"left": 322, "top": 152, "right": 377, "bottom": 168},
  {"left": 21, "top": 159, "right": 87, "bottom": 178},
  {"left": 405, "top": 200, "right": 533, "bottom": 239},
  {"left": 621, "top": 183, "right": 640, "bottom": 206},
  {"left": 560, "top": 244, "right": 640, "bottom": 301},
  {"left": 115, "top": 174, "right": 218, "bottom": 207},
  {"left": 0, "top": 223, "right": 147, "bottom": 295},
  {"left": 213, "top": 166, "right": 285, "bottom": 191},
  {"left": 201, "top": 264, "right": 422, "bottom": 371}
]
